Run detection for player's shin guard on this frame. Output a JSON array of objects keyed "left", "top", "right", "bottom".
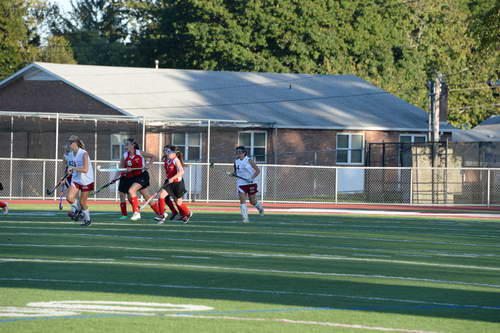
[
  {"left": 120, "top": 202, "right": 127, "bottom": 216},
  {"left": 131, "top": 196, "right": 139, "bottom": 213},
  {"left": 240, "top": 204, "right": 248, "bottom": 220},
  {"left": 150, "top": 202, "right": 161, "bottom": 215},
  {"left": 177, "top": 203, "right": 190, "bottom": 217},
  {"left": 166, "top": 197, "right": 179, "bottom": 215},
  {"left": 158, "top": 199, "right": 166, "bottom": 216}
]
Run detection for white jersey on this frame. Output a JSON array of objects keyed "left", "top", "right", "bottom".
[
  {"left": 71, "top": 148, "right": 94, "bottom": 185},
  {"left": 234, "top": 156, "right": 256, "bottom": 185},
  {"left": 64, "top": 152, "right": 75, "bottom": 168}
]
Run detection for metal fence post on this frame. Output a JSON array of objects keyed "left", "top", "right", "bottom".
[
  {"left": 9, "top": 116, "right": 13, "bottom": 199},
  {"left": 42, "top": 161, "right": 46, "bottom": 200},
  {"left": 410, "top": 167, "right": 413, "bottom": 205},
  {"left": 334, "top": 167, "right": 338, "bottom": 204},
  {"left": 487, "top": 169, "right": 491, "bottom": 207}
]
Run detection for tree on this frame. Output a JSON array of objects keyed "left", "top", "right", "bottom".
[
  {"left": 0, "top": 0, "right": 30, "bottom": 79},
  {"left": 51, "top": 0, "right": 133, "bottom": 65},
  {"left": 38, "top": 36, "right": 77, "bottom": 63}
]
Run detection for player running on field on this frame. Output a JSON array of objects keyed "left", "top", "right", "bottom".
[
  {"left": 66, "top": 135, "right": 94, "bottom": 226},
  {"left": 234, "top": 146, "right": 264, "bottom": 223},
  {"left": 117, "top": 138, "right": 161, "bottom": 221},
  {"left": 155, "top": 145, "right": 192, "bottom": 224}
]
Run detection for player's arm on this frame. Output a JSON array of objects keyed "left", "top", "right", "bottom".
[
  {"left": 141, "top": 151, "right": 155, "bottom": 169},
  {"left": 249, "top": 159, "right": 260, "bottom": 180},
  {"left": 68, "top": 152, "right": 89, "bottom": 173},
  {"left": 167, "top": 159, "right": 184, "bottom": 183}
]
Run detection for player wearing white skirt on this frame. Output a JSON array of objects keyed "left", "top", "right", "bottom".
[
  {"left": 234, "top": 146, "right": 264, "bottom": 223},
  {"left": 66, "top": 135, "right": 94, "bottom": 226}
]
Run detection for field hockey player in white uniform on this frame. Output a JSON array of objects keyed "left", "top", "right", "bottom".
[
  {"left": 66, "top": 135, "right": 94, "bottom": 226},
  {"left": 234, "top": 146, "right": 264, "bottom": 223}
]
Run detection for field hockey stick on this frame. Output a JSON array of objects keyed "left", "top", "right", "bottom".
[
  {"left": 209, "top": 163, "right": 253, "bottom": 182},
  {"left": 46, "top": 173, "right": 70, "bottom": 195},
  {"left": 96, "top": 165, "right": 144, "bottom": 172},
  {"left": 92, "top": 176, "right": 122, "bottom": 195},
  {"left": 58, "top": 188, "right": 65, "bottom": 210},
  {"left": 139, "top": 187, "right": 163, "bottom": 211}
]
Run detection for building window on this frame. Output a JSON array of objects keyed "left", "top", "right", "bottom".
[
  {"left": 172, "top": 132, "right": 202, "bottom": 161},
  {"left": 239, "top": 131, "right": 267, "bottom": 162},
  {"left": 111, "top": 134, "right": 128, "bottom": 160},
  {"left": 400, "top": 134, "right": 427, "bottom": 143},
  {"left": 336, "top": 133, "right": 364, "bottom": 165}
]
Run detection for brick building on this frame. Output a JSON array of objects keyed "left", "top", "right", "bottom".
[{"left": 0, "top": 62, "right": 443, "bottom": 166}]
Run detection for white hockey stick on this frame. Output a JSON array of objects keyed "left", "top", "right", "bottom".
[
  {"left": 97, "top": 165, "right": 144, "bottom": 172},
  {"left": 209, "top": 163, "right": 253, "bottom": 182}
]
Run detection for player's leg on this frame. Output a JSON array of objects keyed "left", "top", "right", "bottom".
[
  {"left": 128, "top": 182, "right": 142, "bottom": 221},
  {"left": 238, "top": 189, "right": 249, "bottom": 223},
  {"left": 79, "top": 188, "right": 92, "bottom": 226}
]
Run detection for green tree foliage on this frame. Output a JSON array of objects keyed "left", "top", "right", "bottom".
[
  {"left": 38, "top": 36, "right": 77, "bottom": 63},
  {"left": 51, "top": 0, "right": 133, "bottom": 65},
  {"left": 0, "top": 0, "right": 30, "bottom": 79},
  {"left": 126, "top": 0, "right": 497, "bottom": 128}
]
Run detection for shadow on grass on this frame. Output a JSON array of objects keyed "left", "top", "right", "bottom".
[{"left": 1, "top": 261, "right": 499, "bottom": 323}]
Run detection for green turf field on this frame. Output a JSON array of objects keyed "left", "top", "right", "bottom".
[{"left": 1, "top": 206, "right": 499, "bottom": 333}]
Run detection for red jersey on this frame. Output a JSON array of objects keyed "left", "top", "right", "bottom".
[
  {"left": 164, "top": 157, "right": 181, "bottom": 182},
  {"left": 123, "top": 150, "right": 144, "bottom": 178}
]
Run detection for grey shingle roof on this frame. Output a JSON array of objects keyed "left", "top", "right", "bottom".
[{"left": 2, "top": 62, "right": 431, "bottom": 130}]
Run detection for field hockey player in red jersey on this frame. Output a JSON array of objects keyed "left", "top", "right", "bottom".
[
  {"left": 155, "top": 145, "right": 192, "bottom": 224},
  {"left": 117, "top": 138, "right": 161, "bottom": 221}
]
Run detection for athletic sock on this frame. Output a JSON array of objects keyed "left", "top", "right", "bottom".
[
  {"left": 120, "top": 202, "right": 127, "bottom": 216},
  {"left": 254, "top": 202, "right": 263, "bottom": 211},
  {"left": 150, "top": 202, "right": 161, "bottom": 216},
  {"left": 158, "top": 198, "right": 166, "bottom": 216},
  {"left": 82, "top": 209, "right": 90, "bottom": 220},
  {"left": 166, "top": 197, "right": 179, "bottom": 215},
  {"left": 0, "top": 202, "right": 6, "bottom": 208},
  {"left": 240, "top": 204, "right": 248, "bottom": 219},
  {"left": 131, "top": 196, "right": 139, "bottom": 213},
  {"left": 177, "top": 203, "right": 190, "bottom": 217}
]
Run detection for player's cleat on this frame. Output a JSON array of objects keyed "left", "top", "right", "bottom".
[
  {"left": 169, "top": 212, "right": 178, "bottom": 221},
  {"left": 80, "top": 219, "right": 91, "bottom": 227},
  {"left": 119, "top": 215, "right": 128, "bottom": 220},
  {"left": 2, "top": 203, "right": 8, "bottom": 215},
  {"left": 182, "top": 211, "right": 193, "bottom": 224},
  {"left": 69, "top": 209, "right": 82, "bottom": 221},
  {"left": 130, "top": 212, "right": 141, "bottom": 221},
  {"left": 258, "top": 206, "right": 264, "bottom": 217},
  {"left": 154, "top": 215, "right": 166, "bottom": 224},
  {"left": 242, "top": 216, "right": 249, "bottom": 223}
]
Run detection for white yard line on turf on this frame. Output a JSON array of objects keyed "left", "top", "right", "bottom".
[
  {"left": 273, "top": 208, "right": 500, "bottom": 219},
  {"left": 169, "top": 314, "right": 440, "bottom": 333},
  {"left": 2, "top": 228, "right": 499, "bottom": 249},
  {"left": 2, "top": 242, "right": 500, "bottom": 269},
  {"left": 1, "top": 277, "right": 499, "bottom": 311},
  {"left": 2, "top": 258, "right": 500, "bottom": 289}
]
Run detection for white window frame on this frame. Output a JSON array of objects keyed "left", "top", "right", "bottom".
[
  {"left": 238, "top": 131, "right": 267, "bottom": 162},
  {"left": 399, "top": 134, "right": 427, "bottom": 143},
  {"left": 110, "top": 133, "right": 128, "bottom": 160},
  {"left": 172, "top": 132, "right": 202, "bottom": 161},
  {"left": 336, "top": 133, "right": 364, "bottom": 165}
]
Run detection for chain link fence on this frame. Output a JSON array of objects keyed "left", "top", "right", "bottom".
[{"left": 1, "top": 158, "right": 499, "bottom": 206}]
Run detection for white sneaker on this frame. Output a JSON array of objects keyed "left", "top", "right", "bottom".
[
  {"left": 2, "top": 203, "right": 8, "bottom": 215},
  {"left": 130, "top": 212, "right": 141, "bottom": 221},
  {"left": 242, "top": 217, "right": 249, "bottom": 223}
]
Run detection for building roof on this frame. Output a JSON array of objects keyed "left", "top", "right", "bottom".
[
  {"left": 451, "top": 116, "right": 500, "bottom": 142},
  {"left": 1, "top": 62, "right": 433, "bottom": 130}
]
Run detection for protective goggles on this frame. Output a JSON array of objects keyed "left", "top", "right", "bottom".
[
  {"left": 164, "top": 148, "right": 175, "bottom": 154},
  {"left": 235, "top": 149, "right": 246, "bottom": 154}
]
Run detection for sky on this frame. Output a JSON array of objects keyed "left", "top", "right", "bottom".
[{"left": 52, "top": 0, "right": 72, "bottom": 13}]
